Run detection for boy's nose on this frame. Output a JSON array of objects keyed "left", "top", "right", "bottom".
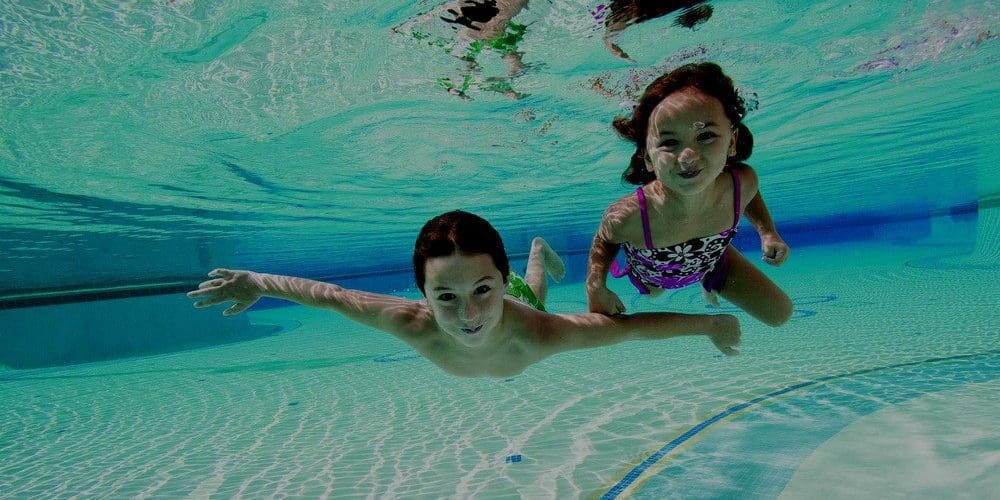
[{"left": 460, "top": 302, "right": 480, "bottom": 321}]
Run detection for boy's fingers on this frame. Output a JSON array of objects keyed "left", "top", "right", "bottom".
[
  {"left": 208, "top": 268, "right": 232, "bottom": 278},
  {"left": 192, "top": 295, "right": 229, "bottom": 308},
  {"left": 187, "top": 280, "right": 223, "bottom": 297},
  {"left": 197, "top": 279, "right": 223, "bottom": 289},
  {"left": 224, "top": 302, "right": 251, "bottom": 316}
]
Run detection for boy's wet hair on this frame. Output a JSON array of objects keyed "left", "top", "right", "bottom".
[
  {"left": 413, "top": 210, "right": 510, "bottom": 294},
  {"left": 614, "top": 62, "right": 753, "bottom": 185}
]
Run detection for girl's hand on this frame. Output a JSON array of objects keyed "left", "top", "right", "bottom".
[
  {"left": 760, "top": 233, "right": 790, "bottom": 266},
  {"left": 589, "top": 286, "right": 626, "bottom": 315},
  {"left": 187, "top": 268, "right": 264, "bottom": 316},
  {"left": 708, "top": 315, "right": 741, "bottom": 356},
  {"left": 701, "top": 288, "right": 721, "bottom": 307}
]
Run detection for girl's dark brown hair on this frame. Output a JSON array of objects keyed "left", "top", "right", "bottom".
[{"left": 614, "top": 62, "right": 753, "bottom": 185}]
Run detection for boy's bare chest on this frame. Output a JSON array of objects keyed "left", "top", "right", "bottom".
[{"left": 421, "top": 339, "right": 536, "bottom": 378}]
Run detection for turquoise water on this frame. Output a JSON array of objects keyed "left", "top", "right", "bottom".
[
  {"left": 2, "top": 217, "right": 997, "bottom": 497},
  {"left": 1, "top": 0, "right": 998, "bottom": 498}
]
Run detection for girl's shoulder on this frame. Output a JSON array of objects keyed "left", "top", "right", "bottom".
[
  {"left": 607, "top": 189, "right": 641, "bottom": 211},
  {"left": 729, "top": 163, "right": 760, "bottom": 207},
  {"left": 600, "top": 189, "right": 645, "bottom": 242},
  {"left": 603, "top": 189, "right": 645, "bottom": 222}
]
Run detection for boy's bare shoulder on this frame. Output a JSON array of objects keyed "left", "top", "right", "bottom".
[
  {"left": 501, "top": 297, "right": 555, "bottom": 338},
  {"left": 390, "top": 300, "right": 439, "bottom": 339},
  {"left": 503, "top": 300, "right": 586, "bottom": 340}
]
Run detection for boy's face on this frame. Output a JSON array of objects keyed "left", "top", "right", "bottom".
[{"left": 423, "top": 252, "right": 507, "bottom": 348}]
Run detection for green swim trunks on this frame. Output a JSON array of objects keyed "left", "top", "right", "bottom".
[{"left": 506, "top": 272, "right": 545, "bottom": 312}]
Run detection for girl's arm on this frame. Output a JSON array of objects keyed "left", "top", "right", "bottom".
[
  {"left": 737, "top": 165, "right": 790, "bottom": 266},
  {"left": 586, "top": 205, "right": 627, "bottom": 314},
  {"left": 187, "top": 269, "right": 429, "bottom": 338},
  {"left": 539, "top": 312, "right": 741, "bottom": 356}
]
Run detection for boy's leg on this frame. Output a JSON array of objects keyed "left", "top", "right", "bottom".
[{"left": 524, "top": 237, "right": 565, "bottom": 304}]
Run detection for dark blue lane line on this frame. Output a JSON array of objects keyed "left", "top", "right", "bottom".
[{"left": 600, "top": 350, "right": 998, "bottom": 500}]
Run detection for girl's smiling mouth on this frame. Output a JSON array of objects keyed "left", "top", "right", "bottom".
[
  {"left": 461, "top": 325, "right": 483, "bottom": 335},
  {"left": 678, "top": 169, "right": 702, "bottom": 179}
]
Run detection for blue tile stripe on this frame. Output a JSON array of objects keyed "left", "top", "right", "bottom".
[{"left": 600, "top": 350, "right": 998, "bottom": 499}]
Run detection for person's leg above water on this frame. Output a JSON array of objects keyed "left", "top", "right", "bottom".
[{"left": 522, "top": 236, "right": 565, "bottom": 307}]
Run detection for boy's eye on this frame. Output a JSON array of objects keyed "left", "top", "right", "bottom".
[
  {"left": 436, "top": 293, "right": 456, "bottom": 301},
  {"left": 474, "top": 285, "right": 492, "bottom": 295},
  {"left": 659, "top": 139, "right": 679, "bottom": 149}
]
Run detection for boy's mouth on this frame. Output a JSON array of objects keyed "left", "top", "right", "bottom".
[
  {"left": 461, "top": 325, "right": 483, "bottom": 335},
  {"left": 678, "top": 169, "right": 702, "bottom": 179}
]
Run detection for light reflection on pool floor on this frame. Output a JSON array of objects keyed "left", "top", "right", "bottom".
[{"left": 1, "top": 228, "right": 997, "bottom": 498}]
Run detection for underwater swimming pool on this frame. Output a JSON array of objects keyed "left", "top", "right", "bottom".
[
  {"left": 2, "top": 216, "right": 997, "bottom": 497},
  {"left": 1, "top": 0, "right": 998, "bottom": 497}
]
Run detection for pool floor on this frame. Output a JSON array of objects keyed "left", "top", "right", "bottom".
[{"left": 1, "top": 217, "right": 998, "bottom": 498}]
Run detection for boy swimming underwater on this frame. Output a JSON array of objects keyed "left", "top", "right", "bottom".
[{"left": 189, "top": 210, "right": 740, "bottom": 378}]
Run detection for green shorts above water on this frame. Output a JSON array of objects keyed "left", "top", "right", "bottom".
[{"left": 464, "top": 22, "right": 527, "bottom": 60}]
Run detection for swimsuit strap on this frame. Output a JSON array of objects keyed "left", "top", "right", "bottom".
[
  {"left": 729, "top": 168, "right": 742, "bottom": 230},
  {"left": 636, "top": 187, "right": 655, "bottom": 249}
]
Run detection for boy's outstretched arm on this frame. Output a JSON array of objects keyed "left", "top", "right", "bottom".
[
  {"left": 187, "top": 269, "right": 429, "bottom": 338},
  {"left": 736, "top": 165, "right": 789, "bottom": 266},
  {"left": 540, "top": 311, "right": 741, "bottom": 357}
]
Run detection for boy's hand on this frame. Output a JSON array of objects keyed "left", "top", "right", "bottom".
[
  {"left": 589, "top": 286, "right": 626, "bottom": 315},
  {"left": 760, "top": 233, "right": 790, "bottom": 266},
  {"left": 187, "top": 269, "right": 263, "bottom": 316}
]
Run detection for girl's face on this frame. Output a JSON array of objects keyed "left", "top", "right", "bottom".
[
  {"left": 423, "top": 252, "right": 507, "bottom": 348},
  {"left": 644, "top": 87, "right": 737, "bottom": 195}
]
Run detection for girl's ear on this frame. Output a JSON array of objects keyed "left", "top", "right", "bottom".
[{"left": 728, "top": 127, "right": 739, "bottom": 156}]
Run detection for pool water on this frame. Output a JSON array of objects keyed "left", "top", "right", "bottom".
[
  {"left": 1, "top": 0, "right": 998, "bottom": 497},
  {"left": 2, "top": 215, "right": 996, "bottom": 497}
]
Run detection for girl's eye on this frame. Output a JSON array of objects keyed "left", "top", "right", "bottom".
[
  {"left": 697, "top": 132, "right": 719, "bottom": 143},
  {"left": 436, "top": 293, "right": 456, "bottom": 302},
  {"left": 474, "top": 285, "right": 492, "bottom": 295}
]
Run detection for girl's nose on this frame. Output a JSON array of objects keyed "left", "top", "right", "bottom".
[{"left": 678, "top": 148, "right": 698, "bottom": 168}]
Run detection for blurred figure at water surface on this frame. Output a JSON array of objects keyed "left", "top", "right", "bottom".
[
  {"left": 592, "top": 0, "right": 714, "bottom": 60},
  {"left": 393, "top": 0, "right": 531, "bottom": 99}
]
